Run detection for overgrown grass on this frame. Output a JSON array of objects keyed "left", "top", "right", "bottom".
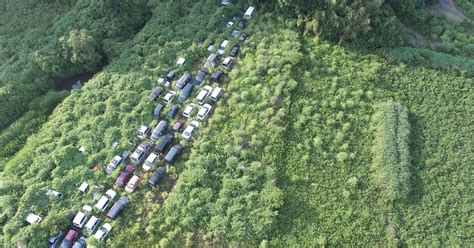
[
  {"left": 269, "top": 37, "right": 473, "bottom": 246},
  {"left": 371, "top": 101, "right": 412, "bottom": 202}
]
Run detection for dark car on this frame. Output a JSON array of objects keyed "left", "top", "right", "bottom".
[
  {"left": 48, "top": 232, "right": 64, "bottom": 248},
  {"left": 166, "top": 70, "right": 175, "bottom": 81},
  {"left": 150, "top": 120, "right": 168, "bottom": 142},
  {"left": 155, "top": 134, "right": 174, "bottom": 154},
  {"left": 230, "top": 46, "right": 239, "bottom": 57},
  {"left": 175, "top": 71, "right": 191, "bottom": 90},
  {"left": 60, "top": 230, "right": 79, "bottom": 248},
  {"left": 148, "top": 86, "right": 163, "bottom": 101},
  {"left": 166, "top": 104, "right": 179, "bottom": 120},
  {"left": 192, "top": 71, "right": 208, "bottom": 86},
  {"left": 115, "top": 165, "right": 134, "bottom": 187},
  {"left": 164, "top": 144, "right": 183, "bottom": 163},
  {"left": 239, "top": 33, "right": 247, "bottom": 42},
  {"left": 72, "top": 237, "right": 86, "bottom": 248},
  {"left": 238, "top": 20, "right": 245, "bottom": 29},
  {"left": 152, "top": 104, "right": 164, "bottom": 119},
  {"left": 211, "top": 70, "right": 223, "bottom": 83},
  {"left": 149, "top": 166, "right": 166, "bottom": 187},
  {"left": 107, "top": 196, "right": 128, "bottom": 220},
  {"left": 178, "top": 83, "right": 194, "bottom": 104}
]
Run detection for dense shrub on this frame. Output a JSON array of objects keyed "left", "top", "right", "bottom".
[{"left": 371, "top": 101, "right": 412, "bottom": 202}]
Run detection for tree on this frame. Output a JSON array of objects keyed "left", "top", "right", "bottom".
[{"left": 60, "top": 29, "right": 102, "bottom": 71}]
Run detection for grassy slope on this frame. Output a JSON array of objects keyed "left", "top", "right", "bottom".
[
  {"left": 1, "top": 0, "right": 263, "bottom": 246},
  {"left": 1, "top": 2, "right": 472, "bottom": 247},
  {"left": 270, "top": 37, "right": 473, "bottom": 246}
]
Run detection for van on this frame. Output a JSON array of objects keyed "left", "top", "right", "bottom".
[
  {"left": 196, "top": 86, "right": 213, "bottom": 105},
  {"left": 143, "top": 153, "right": 158, "bottom": 171},
  {"left": 149, "top": 166, "right": 166, "bottom": 187},
  {"left": 178, "top": 83, "right": 194, "bottom": 104},
  {"left": 204, "top": 53, "right": 217, "bottom": 70},
  {"left": 83, "top": 216, "right": 101, "bottom": 236},
  {"left": 164, "top": 144, "right": 183, "bottom": 163},
  {"left": 72, "top": 205, "right": 92, "bottom": 229},
  {"left": 175, "top": 72, "right": 191, "bottom": 90},
  {"left": 125, "top": 175, "right": 140, "bottom": 193},
  {"left": 150, "top": 120, "right": 168, "bottom": 142},
  {"left": 210, "top": 87, "right": 222, "bottom": 102},
  {"left": 218, "top": 40, "right": 228, "bottom": 55}
]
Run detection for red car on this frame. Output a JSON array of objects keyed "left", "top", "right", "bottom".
[
  {"left": 60, "top": 229, "right": 79, "bottom": 247},
  {"left": 115, "top": 165, "right": 134, "bottom": 187},
  {"left": 172, "top": 116, "right": 187, "bottom": 132},
  {"left": 172, "top": 121, "right": 184, "bottom": 132}
]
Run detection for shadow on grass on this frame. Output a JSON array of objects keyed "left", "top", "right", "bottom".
[{"left": 406, "top": 112, "right": 425, "bottom": 205}]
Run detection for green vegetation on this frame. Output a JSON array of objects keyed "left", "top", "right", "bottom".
[
  {"left": 382, "top": 46, "right": 474, "bottom": 75},
  {"left": 371, "top": 101, "right": 411, "bottom": 202},
  {"left": 0, "top": 0, "right": 473, "bottom": 247},
  {"left": 455, "top": 0, "right": 474, "bottom": 18},
  {"left": 268, "top": 37, "right": 472, "bottom": 246},
  {"left": 0, "top": 91, "right": 69, "bottom": 169},
  {"left": 0, "top": 0, "right": 149, "bottom": 131}
]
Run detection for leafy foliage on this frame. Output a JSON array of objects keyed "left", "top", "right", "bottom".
[
  {"left": 0, "top": 0, "right": 149, "bottom": 131},
  {"left": 0, "top": 0, "right": 473, "bottom": 247},
  {"left": 275, "top": 0, "right": 406, "bottom": 48},
  {"left": 371, "top": 101, "right": 412, "bottom": 202}
]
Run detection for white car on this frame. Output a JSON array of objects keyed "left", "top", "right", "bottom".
[
  {"left": 137, "top": 125, "right": 150, "bottom": 139},
  {"left": 95, "top": 189, "right": 117, "bottom": 212},
  {"left": 72, "top": 205, "right": 92, "bottom": 229},
  {"left": 142, "top": 153, "right": 158, "bottom": 171},
  {"left": 182, "top": 121, "right": 200, "bottom": 140},
  {"left": 163, "top": 92, "right": 175, "bottom": 104},
  {"left": 25, "top": 213, "right": 42, "bottom": 224},
  {"left": 83, "top": 216, "right": 101, "bottom": 236},
  {"left": 196, "top": 86, "right": 213, "bottom": 105},
  {"left": 183, "top": 104, "right": 195, "bottom": 118},
  {"left": 106, "top": 155, "right": 123, "bottom": 174},
  {"left": 197, "top": 104, "right": 212, "bottom": 121},
  {"left": 94, "top": 223, "right": 112, "bottom": 242},
  {"left": 125, "top": 175, "right": 140, "bottom": 193}
]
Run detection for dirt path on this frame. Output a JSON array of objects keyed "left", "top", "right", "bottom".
[{"left": 428, "top": 0, "right": 468, "bottom": 22}]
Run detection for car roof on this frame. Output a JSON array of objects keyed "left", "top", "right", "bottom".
[
  {"left": 66, "top": 229, "right": 78, "bottom": 239},
  {"left": 105, "top": 189, "right": 116, "bottom": 198},
  {"left": 138, "top": 126, "right": 149, "bottom": 132},
  {"left": 73, "top": 212, "right": 86, "bottom": 224},
  {"left": 102, "top": 223, "right": 112, "bottom": 230},
  {"left": 147, "top": 153, "right": 158, "bottom": 160},
  {"left": 85, "top": 216, "right": 99, "bottom": 227}
]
